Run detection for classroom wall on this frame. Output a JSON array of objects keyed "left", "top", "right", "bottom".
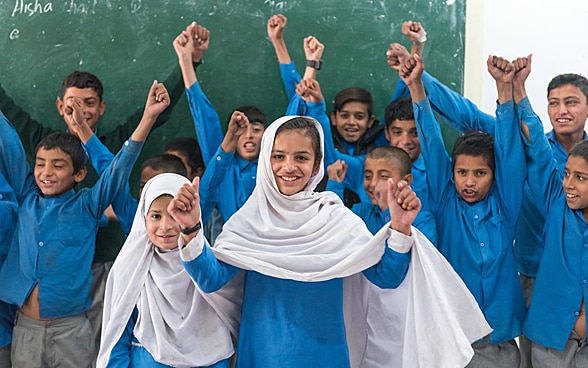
[{"left": 464, "top": 0, "right": 588, "bottom": 132}]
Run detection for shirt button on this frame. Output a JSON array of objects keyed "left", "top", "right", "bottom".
[
  {"left": 584, "top": 279, "right": 587, "bottom": 284},
  {"left": 474, "top": 215, "right": 479, "bottom": 219},
  {"left": 39, "top": 241, "right": 44, "bottom": 247},
  {"left": 124, "top": 141, "right": 129, "bottom": 146},
  {"left": 480, "top": 243, "right": 485, "bottom": 247},
  {"left": 585, "top": 244, "right": 588, "bottom": 248},
  {"left": 576, "top": 312, "right": 581, "bottom": 316},
  {"left": 216, "top": 156, "right": 221, "bottom": 161}
]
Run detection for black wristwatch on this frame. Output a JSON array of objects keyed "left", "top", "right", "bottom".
[{"left": 305, "top": 59, "right": 322, "bottom": 71}]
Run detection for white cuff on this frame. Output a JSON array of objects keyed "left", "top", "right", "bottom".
[
  {"left": 387, "top": 227, "right": 414, "bottom": 254},
  {"left": 179, "top": 230, "right": 206, "bottom": 262}
]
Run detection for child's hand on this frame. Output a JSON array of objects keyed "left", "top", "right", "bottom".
[
  {"left": 399, "top": 54, "right": 424, "bottom": 87},
  {"left": 386, "top": 43, "right": 410, "bottom": 71},
  {"left": 267, "top": 14, "right": 287, "bottom": 42},
  {"left": 388, "top": 179, "right": 421, "bottom": 235},
  {"left": 401, "top": 21, "right": 425, "bottom": 44},
  {"left": 303, "top": 36, "right": 324, "bottom": 61},
  {"left": 487, "top": 55, "right": 515, "bottom": 84},
  {"left": 186, "top": 21, "right": 210, "bottom": 62},
  {"left": 221, "top": 111, "right": 249, "bottom": 153},
  {"left": 168, "top": 177, "right": 202, "bottom": 239},
  {"left": 327, "top": 160, "right": 348, "bottom": 183},
  {"left": 512, "top": 54, "right": 532, "bottom": 86},
  {"left": 63, "top": 97, "right": 93, "bottom": 142},
  {"left": 173, "top": 29, "right": 194, "bottom": 63},
  {"left": 296, "top": 78, "right": 324, "bottom": 104},
  {"left": 143, "top": 80, "right": 170, "bottom": 119}
]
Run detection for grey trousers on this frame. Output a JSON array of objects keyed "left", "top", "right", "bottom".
[
  {"left": 87, "top": 261, "right": 113, "bottom": 367},
  {"left": 519, "top": 273, "right": 536, "bottom": 368},
  {"left": 11, "top": 311, "right": 94, "bottom": 368},
  {"left": 532, "top": 331, "right": 588, "bottom": 368},
  {"left": 466, "top": 336, "right": 521, "bottom": 368},
  {"left": 0, "top": 345, "right": 10, "bottom": 368}
]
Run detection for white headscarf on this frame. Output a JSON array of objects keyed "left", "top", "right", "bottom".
[
  {"left": 97, "top": 173, "right": 234, "bottom": 368},
  {"left": 211, "top": 116, "right": 389, "bottom": 280}
]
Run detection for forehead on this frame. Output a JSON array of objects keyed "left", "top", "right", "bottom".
[
  {"left": 338, "top": 101, "right": 369, "bottom": 114},
  {"left": 365, "top": 157, "right": 402, "bottom": 175},
  {"left": 62, "top": 86, "right": 100, "bottom": 100},
  {"left": 566, "top": 155, "right": 588, "bottom": 171},
  {"left": 35, "top": 147, "right": 73, "bottom": 164},
  {"left": 274, "top": 129, "right": 313, "bottom": 149},
  {"left": 454, "top": 154, "right": 491, "bottom": 169},
  {"left": 388, "top": 119, "right": 416, "bottom": 130},
  {"left": 147, "top": 194, "right": 173, "bottom": 212},
  {"left": 548, "top": 84, "right": 588, "bottom": 102},
  {"left": 141, "top": 167, "right": 165, "bottom": 182}
]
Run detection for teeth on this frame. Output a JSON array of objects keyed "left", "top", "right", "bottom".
[
  {"left": 244, "top": 143, "right": 254, "bottom": 148},
  {"left": 281, "top": 176, "right": 297, "bottom": 182},
  {"left": 567, "top": 193, "right": 578, "bottom": 198}
]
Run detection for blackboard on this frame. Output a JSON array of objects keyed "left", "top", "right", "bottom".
[{"left": 0, "top": 0, "right": 465, "bottom": 192}]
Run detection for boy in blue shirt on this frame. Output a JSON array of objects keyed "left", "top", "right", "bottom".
[
  {"left": 0, "top": 81, "right": 170, "bottom": 368},
  {"left": 173, "top": 22, "right": 267, "bottom": 236},
  {"left": 0, "top": 172, "right": 17, "bottom": 368},
  {"left": 400, "top": 52, "right": 528, "bottom": 366},
  {"left": 519, "top": 83, "right": 588, "bottom": 367}
]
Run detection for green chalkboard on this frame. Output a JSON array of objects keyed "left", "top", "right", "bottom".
[{"left": 0, "top": 0, "right": 465, "bottom": 188}]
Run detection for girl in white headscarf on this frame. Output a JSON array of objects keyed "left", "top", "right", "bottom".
[
  {"left": 168, "top": 116, "right": 423, "bottom": 367},
  {"left": 97, "top": 173, "right": 237, "bottom": 368}
]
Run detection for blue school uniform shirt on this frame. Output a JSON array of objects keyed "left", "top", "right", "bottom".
[
  {"left": 0, "top": 110, "right": 143, "bottom": 318},
  {"left": 0, "top": 172, "right": 17, "bottom": 349},
  {"left": 182, "top": 237, "right": 411, "bottom": 368},
  {"left": 107, "top": 308, "right": 230, "bottom": 368},
  {"left": 185, "top": 81, "right": 257, "bottom": 224},
  {"left": 415, "top": 97, "right": 527, "bottom": 344},
  {"left": 519, "top": 100, "right": 588, "bottom": 350}
]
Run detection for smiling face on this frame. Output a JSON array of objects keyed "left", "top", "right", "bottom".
[
  {"left": 364, "top": 157, "right": 411, "bottom": 210},
  {"left": 385, "top": 119, "right": 421, "bottom": 162},
  {"left": 453, "top": 154, "right": 494, "bottom": 203},
  {"left": 56, "top": 87, "right": 106, "bottom": 133},
  {"left": 548, "top": 84, "right": 588, "bottom": 142},
  {"left": 145, "top": 194, "right": 181, "bottom": 250},
  {"left": 270, "top": 129, "right": 320, "bottom": 196},
  {"left": 330, "top": 101, "right": 375, "bottom": 143},
  {"left": 236, "top": 122, "right": 265, "bottom": 162},
  {"left": 34, "top": 147, "right": 86, "bottom": 196},
  {"left": 563, "top": 155, "right": 588, "bottom": 219}
]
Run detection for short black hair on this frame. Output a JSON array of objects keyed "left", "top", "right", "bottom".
[
  {"left": 164, "top": 137, "right": 205, "bottom": 172},
  {"left": 333, "top": 87, "right": 373, "bottom": 117},
  {"left": 569, "top": 140, "right": 588, "bottom": 163},
  {"left": 547, "top": 73, "right": 588, "bottom": 101},
  {"left": 35, "top": 132, "right": 87, "bottom": 174},
  {"left": 60, "top": 71, "right": 104, "bottom": 100},
  {"left": 232, "top": 105, "right": 267, "bottom": 126},
  {"left": 366, "top": 146, "right": 412, "bottom": 177},
  {"left": 141, "top": 154, "right": 188, "bottom": 178},
  {"left": 451, "top": 130, "right": 495, "bottom": 173},
  {"left": 384, "top": 96, "right": 414, "bottom": 129}
]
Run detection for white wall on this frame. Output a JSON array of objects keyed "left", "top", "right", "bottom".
[{"left": 464, "top": 0, "right": 588, "bottom": 131}]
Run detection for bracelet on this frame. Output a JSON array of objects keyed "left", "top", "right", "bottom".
[
  {"left": 412, "top": 31, "right": 427, "bottom": 46},
  {"left": 306, "top": 59, "right": 322, "bottom": 71},
  {"left": 180, "top": 222, "right": 202, "bottom": 235}
]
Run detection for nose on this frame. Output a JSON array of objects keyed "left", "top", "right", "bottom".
[
  {"left": 283, "top": 156, "right": 296, "bottom": 171},
  {"left": 563, "top": 176, "right": 573, "bottom": 189},
  {"left": 160, "top": 216, "right": 176, "bottom": 230},
  {"left": 465, "top": 174, "right": 476, "bottom": 187},
  {"left": 243, "top": 124, "right": 254, "bottom": 138},
  {"left": 557, "top": 103, "right": 568, "bottom": 116}
]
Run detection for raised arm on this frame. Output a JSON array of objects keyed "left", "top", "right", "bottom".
[
  {"left": 302, "top": 36, "right": 324, "bottom": 81},
  {"left": 267, "top": 14, "right": 301, "bottom": 101},
  {"left": 173, "top": 23, "right": 223, "bottom": 163},
  {"left": 401, "top": 20, "right": 427, "bottom": 57}
]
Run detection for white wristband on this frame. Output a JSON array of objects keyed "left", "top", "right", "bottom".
[{"left": 412, "top": 31, "right": 427, "bottom": 46}]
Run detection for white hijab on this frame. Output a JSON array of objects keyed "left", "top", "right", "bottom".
[
  {"left": 97, "top": 173, "right": 234, "bottom": 368},
  {"left": 211, "top": 116, "right": 389, "bottom": 280}
]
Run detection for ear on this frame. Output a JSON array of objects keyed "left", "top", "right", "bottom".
[
  {"left": 384, "top": 125, "right": 391, "bottom": 142},
  {"left": 56, "top": 98, "right": 65, "bottom": 117},
  {"left": 73, "top": 166, "right": 87, "bottom": 183},
  {"left": 403, "top": 173, "right": 413, "bottom": 186},
  {"left": 312, "top": 157, "right": 322, "bottom": 175},
  {"left": 367, "top": 114, "right": 376, "bottom": 128},
  {"left": 98, "top": 99, "right": 106, "bottom": 116},
  {"left": 330, "top": 112, "right": 337, "bottom": 126}
]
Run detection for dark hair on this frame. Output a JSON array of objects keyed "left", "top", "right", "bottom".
[
  {"left": 141, "top": 154, "right": 188, "bottom": 178},
  {"left": 569, "top": 140, "right": 588, "bottom": 162},
  {"left": 60, "top": 71, "right": 104, "bottom": 100},
  {"left": 163, "top": 137, "right": 205, "bottom": 173},
  {"left": 547, "top": 73, "right": 588, "bottom": 101},
  {"left": 333, "top": 87, "right": 373, "bottom": 116},
  {"left": 231, "top": 105, "right": 267, "bottom": 126},
  {"left": 384, "top": 96, "right": 414, "bottom": 128},
  {"left": 276, "top": 117, "right": 322, "bottom": 165},
  {"left": 366, "top": 146, "right": 412, "bottom": 177},
  {"left": 451, "top": 130, "right": 495, "bottom": 173},
  {"left": 35, "top": 132, "right": 87, "bottom": 174}
]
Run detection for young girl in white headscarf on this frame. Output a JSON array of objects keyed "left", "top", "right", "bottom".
[
  {"left": 97, "top": 173, "right": 237, "bottom": 368},
  {"left": 168, "top": 116, "right": 491, "bottom": 367}
]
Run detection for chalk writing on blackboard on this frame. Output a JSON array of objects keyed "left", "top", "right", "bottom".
[{"left": 11, "top": 0, "right": 53, "bottom": 17}]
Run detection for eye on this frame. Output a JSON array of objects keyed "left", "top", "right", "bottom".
[
  {"left": 364, "top": 173, "right": 373, "bottom": 180},
  {"left": 339, "top": 112, "right": 349, "bottom": 119},
  {"left": 295, "top": 155, "right": 309, "bottom": 161},
  {"left": 548, "top": 101, "right": 559, "bottom": 107},
  {"left": 475, "top": 170, "right": 487, "bottom": 177},
  {"left": 456, "top": 169, "right": 466, "bottom": 176},
  {"left": 272, "top": 154, "right": 284, "bottom": 160},
  {"left": 391, "top": 129, "right": 402, "bottom": 136},
  {"left": 252, "top": 126, "right": 263, "bottom": 134},
  {"left": 578, "top": 175, "right": 586, "bottom": 181},
  {"left": 355, "top": 114, "right": 366, "bottom": 121},
  {"left": 410, "top": 130, "right": 419, "bottom": 137},
  {"left": 150, "top": 214, "right": 161, "bottom": 220},
  {"left": 564, "top": 170, "right": 570, "bottom": 177}
]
